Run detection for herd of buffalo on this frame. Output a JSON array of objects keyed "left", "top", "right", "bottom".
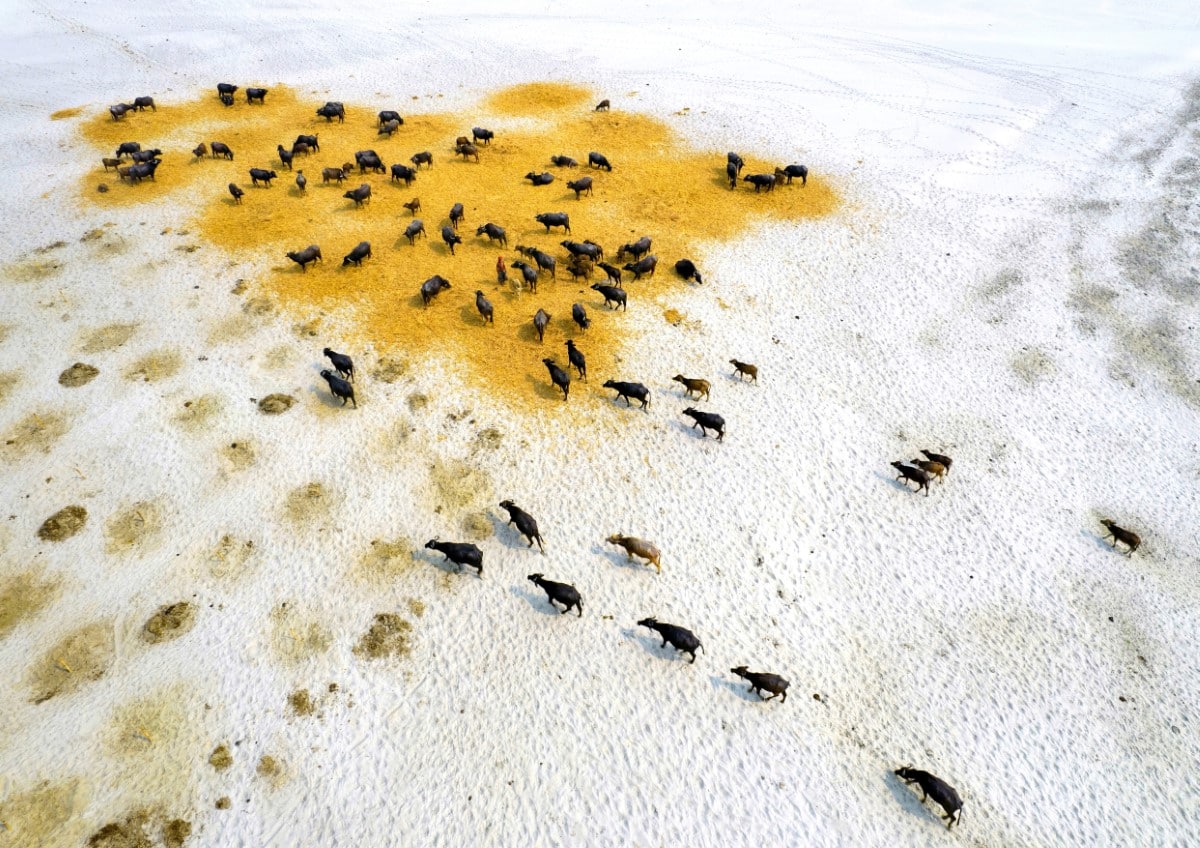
[{"left": 99, "top": 84, "right": 1147, "bottom": 833}]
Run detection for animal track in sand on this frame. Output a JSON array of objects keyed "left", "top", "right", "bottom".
[
  {"left": 357, "top": 538, "right": 417, "bottom": 585},
  {"left": 270, "top": 602, "right": 332, "bottom": 664},
  {"left": 370, "top": 355, "right": 409, "bottom": 383},
  {"left": 263, "top": 343, "right": 298, "bottom": 370},
  {"left": 3, "top": 257, "right": 64, "bottom": 283},
  {"left": 241, "top": 295, "right": 275, "bottom": 317},
  {"left": 0, "top": 370, "right": 19, "bottom": 403},
  {"left": 1, "top": 409, "right": 70, "bottom": 460},
  {"left": 75, "top": 82, "right": 839, "bottom": 412},
  {"left": 0, "top": 779, "right": 90, "bottom": 847},
  {"left": 171, "top": 395, "right": 222, "bottom": 431},
  {"left": 1010, "top": 347, "right": 1056, "bottom": 384},
  {"left": 99, "top": 685, "right": 203, "bottom": 815},
  {"left": 428, "top": 458, "right": 491, "bottom": 514},
  {"left": 123, "top": 349, "right": 182, "bottom": 383},
  {"left": 218, "top": 440, "right": 256, "bottom": 473},
  {"left": 283, "top": 481, "right": 336, "bottom": 524},
  {"left": 105, "top": 500, "right": 164, "bottom": 554},
  {"left": 205, "top": 314, "right": 255, "bottom": 347},
  {"left": 28, "top": 620, "right": 115, "bottom": 703},
  {"left": 0, "top": 567, "right": 63, "bottom": 637},
  {"left": 79, "top": 322, "right": 137, "bottom": 353},
  {"left": 461, "top": 511, "right": 492, "bottom": 540},
  {"left": 207, "top": 533, "right": 256, "bottom": 578}
]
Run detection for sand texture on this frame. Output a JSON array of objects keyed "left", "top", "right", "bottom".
[{"left": 1, "top": 3, "right": 1198, "bottom": 847}]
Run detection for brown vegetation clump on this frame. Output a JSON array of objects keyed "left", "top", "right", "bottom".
[
  {"left": 208, "top": 744, "right": 233, "bottom": 771},
  {"left": 38, "top": 505, "right": 88, "bottom": 541},
  {"left": 353, "top": 613, "right": 413, "bottom": 659},
  {"left": 59, "top": 362, "right": 100, "bottom": 387},
  {"left": 288, "top": 688, "right": 316, "bottom": 716},
  {"left": 163, "top": 819, "right": 192, "bottom": 848},
  {"left": 257, "top": 393, "right": 295, "bottom": 414},
  {"left": 142, "top": 602, "right": 196, "bottom": 643},
  {"left": 85, "top": 809, "right": 190, "bottom": 848},
  {"left": 88, "top": 817, "right": 153, "bottom": 848},
  {"left": 256, "top": 754, "right": 286, "bottom": 787}
]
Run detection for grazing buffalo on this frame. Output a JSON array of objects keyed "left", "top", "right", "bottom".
[
  {"left": 622, "top": 255, "right": 658, "bottom": 280},
  {"left": 286, "top": 245, "right": 322, "bottom": 271},
  {"left": 742, "top": 173, "right": 776, "bottom": 192},
  {"left": 476, "top": 223, "right": 507, "bottom": 247},
  {"left": 616, "top": 237, "right": 651, "bottom": 261},
  {"left": 567, "top": 177, "right": 593, "bottom": 198},
  {"left": 316, "top": 101, "right": 345, "bottom": 122},
  {"left": 420, "top": 275, "right": 451, "bottom": 306},
  {"left": 343, "top": 184, "right": 372, "bottom": 207},
  {"left": 391, "top": 163, "right": 417, "bottom": 184},
  {"left": 535, "top": 212, "right": 570, "bottom": 233},
  {"left": 342, "top": 241, "right": 372, "bottom": 266},
  {"left": 250, "top": 168, "right": 277, "bottom": 187},
  {"left": 403, "top": 219, "right": 426, "bottom": 245}
]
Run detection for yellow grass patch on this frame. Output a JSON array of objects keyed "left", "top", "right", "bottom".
[
  {"left": 484, "top": 82, "right": 594, "bottom": 114},
  {"left": 77, "top": 83, "right": 838, "bottom": 410}
]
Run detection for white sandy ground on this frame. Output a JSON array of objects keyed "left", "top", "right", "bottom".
[{"left": 1, "top": 2, "right": 1199, "bottom": 846}]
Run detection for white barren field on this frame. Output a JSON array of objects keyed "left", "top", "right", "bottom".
[{"left": 1, "top": 2, "right": 1198, "bottom": 846}]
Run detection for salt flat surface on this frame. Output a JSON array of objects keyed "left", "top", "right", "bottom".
[{"left": 1, "top": 2, "right": 1198, "bottom": 846}]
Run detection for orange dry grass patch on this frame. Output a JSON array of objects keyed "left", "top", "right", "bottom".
[{"left": 78, "top": 83, "right": 838, "bottom": 410}]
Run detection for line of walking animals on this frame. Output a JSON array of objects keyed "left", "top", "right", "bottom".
[
  {"left": 326, "top": 344, "right": 1145, "bottom": 833},
  {"left": 888, "top": 450, "right": 1144, "bottom": 555},
  {"left": 108, "top": 85, "right": 1144, "bottom": 832},
  {"left": 321, "top": 362, "right": 974, "bottom": 830}
]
